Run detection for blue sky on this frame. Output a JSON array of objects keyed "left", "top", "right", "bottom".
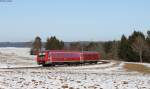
[{"left": 0, "top": 0, "right": 150, "bottom": 42}]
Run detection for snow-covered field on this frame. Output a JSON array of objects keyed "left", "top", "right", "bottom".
[
  {"left": 0, "top": 47, "right": 150, "bottom": 89},
  {"left": 0, "top": 47, "right": 37, "bottom": 68}
]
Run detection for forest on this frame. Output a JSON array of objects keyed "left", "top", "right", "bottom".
[{"left": 31, "top": 31, "right": 150, "bottom": 63}]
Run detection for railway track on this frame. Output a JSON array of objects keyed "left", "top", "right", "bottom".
[{"left": 0, "top": 60, "right": 110, "bottom": 70}]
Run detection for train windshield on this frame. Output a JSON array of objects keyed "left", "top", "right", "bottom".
[{"left": 38, "top": 52, "right": 46, "bottom": 57}]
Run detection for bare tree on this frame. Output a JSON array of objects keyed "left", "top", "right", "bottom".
[
  {"left": 111, "top": 41, "right": 119, "bottom": 60},
  {"left": 33, "top": 36, "right": 42, "bottom": 50},
  {"left": 132, "top": 36, "right": 148, "bottom": 62}
]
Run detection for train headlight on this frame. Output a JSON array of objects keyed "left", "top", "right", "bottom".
[
  {"left": 42, "top": 53, "right": 45, "bottom": 55},
  {"left": 39, "top": 53, "right": 45, "bottom": 56}
]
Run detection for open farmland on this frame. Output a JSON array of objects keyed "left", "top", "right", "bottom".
[{"left": 0, "top": 48, "right": 150, "bottom": 89}]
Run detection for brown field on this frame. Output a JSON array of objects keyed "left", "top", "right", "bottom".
[{"left": 124, "top": 63, "right": 150, "bottom": 74}]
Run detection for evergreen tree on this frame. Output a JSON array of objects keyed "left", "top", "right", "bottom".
[
  {"left": 118, "top": 31, "right": 150, "bottom": 62},
  {"left": 45, "top": 36, "right": 64, "bottom": 50},
  {"left": 146, "top": 31, "right": 150, "bottom": 46},
  {"left": 45, "top": 38, "right": 51, "bottom": 50},
  {"left": 127, "top": 31, "right": 145, "bottom": 61},
  {"left": 103, "top": 41, "right": 114, "bottom": 59},
  {"left": 144, "top": 31, "right": 150, "bottom": 62},
  {"left": 103, "top": 41, "right": 113, "bottom": 54},
  {"left": 118, "top": 35, "right": 127, "bottom": 60},
  {"left": 128, "top": 31, "right": 145, "bottom": 44},
  {"left": 118, "top": 35, "right": 134, "bottom": 61}
]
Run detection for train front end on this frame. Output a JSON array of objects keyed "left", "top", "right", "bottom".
[{"left": 36, "top": 51, "right": 47, "bottom": 65}]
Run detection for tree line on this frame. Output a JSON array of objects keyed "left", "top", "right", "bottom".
[
  {"left": 103, "top": 31, "right": 150, "bottom": 62},
  {"left": 30, "top": 36, "right": 64, "bottom": 55},
  {"left": 31, "top": 31, "right": 150, "bottom": 63},
  {"left": 118, "top": 31, "right": 150, "bottom": 62}
]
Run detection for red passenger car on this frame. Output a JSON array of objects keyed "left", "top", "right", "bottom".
[{"left": 36, "top": 50, "right": 100, "bottom": 66}]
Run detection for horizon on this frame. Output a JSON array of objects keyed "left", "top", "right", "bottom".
[{"left": 0, "top": 0, "right": 150, "bottom": 42}]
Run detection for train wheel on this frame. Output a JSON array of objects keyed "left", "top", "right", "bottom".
[
  {"left": 67, "top": 63, "right": 71, "bottom": 66},
  {"left": 89, "top": 61, "right": 93, "bottom": 64},
  {"left": 94, "top": 61, "right": 98, "bottom": 64},
  {"left": 42, "top": 64, "right": 48, "bottom": 67}
]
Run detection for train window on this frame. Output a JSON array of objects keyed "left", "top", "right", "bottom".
[
  {"left": 38, "top": 52, "right": 45, "bottom": 57},
  {"left": 49, "top": 52, "right": 51, "bottom": 57}
]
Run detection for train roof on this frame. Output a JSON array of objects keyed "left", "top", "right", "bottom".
[{"left": 40, "top": 50, "right": 99, "bottom": 54}]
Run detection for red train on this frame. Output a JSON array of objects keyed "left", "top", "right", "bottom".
[{"left": 36, "top": 50, "right": 100, "bottom": 66}]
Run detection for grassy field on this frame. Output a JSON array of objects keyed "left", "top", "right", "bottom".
[{"left": 124, "top": 63, "right": 150, "bottom": 74}]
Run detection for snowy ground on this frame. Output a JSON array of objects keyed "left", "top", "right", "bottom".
[
  {"left": 0, "top": 47, "right": 37, "bottom": 68},
  {"left": 0, "top": 47, "right": 150, "bottom": 89}
]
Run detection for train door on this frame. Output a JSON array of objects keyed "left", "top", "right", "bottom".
[
  {"left": 80, "top": 53, "right": 84, "bottom": 63},
  {"left": 48, "top": 52, "right": 52, "bottom": 63}
]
